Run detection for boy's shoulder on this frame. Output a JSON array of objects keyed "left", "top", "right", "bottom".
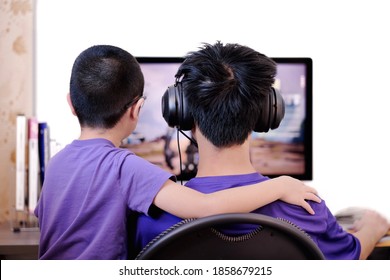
[{"left": 50, "top": 139, "right": 134, "bottom": 163}]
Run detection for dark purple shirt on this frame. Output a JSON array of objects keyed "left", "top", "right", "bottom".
[{"left": 134, "top": 173, "right": 361, "bottom": 259}]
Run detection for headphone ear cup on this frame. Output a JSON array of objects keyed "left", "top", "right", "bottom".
[
  {"left": 254, "top": 87, "right": 285, "bottom": 133},
  {"left": 272, "top": 88, "right": 285, "bottom": 129},
  {"left": 161, "top": 82, "right": 194, "bottom": 130},
  {"left": 162, "top": 85, "right": 178, "bottom": 128}
]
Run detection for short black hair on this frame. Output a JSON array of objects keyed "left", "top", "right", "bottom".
[
  {"left": 69, "top": 45, "right": 144, "bottom": 128},
  {"left": 178, "top": 42, "right": 276, "bottom": 147}
]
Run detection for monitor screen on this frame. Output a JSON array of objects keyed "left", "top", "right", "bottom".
[{"left": 122, "top": 57, "right": 313, "bottom": 181}]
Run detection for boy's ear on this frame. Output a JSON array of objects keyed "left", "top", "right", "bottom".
[
  {"left": 129, "top": 98, "right": 144, "bottom": 120},
  {"left": 191, "top": 126, "right": 197, "bottom": 140},
  {"left": 67, "top": 93, "right": 77, "bottom": 116}
]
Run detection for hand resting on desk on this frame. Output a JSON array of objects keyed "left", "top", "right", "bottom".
[{"left": 335, "top": 207, "right": 390, "bottom": 254}]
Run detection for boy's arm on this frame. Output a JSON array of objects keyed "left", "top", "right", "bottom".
[{"left": 153, "top": 175, "right": 321, "bottom": 219}]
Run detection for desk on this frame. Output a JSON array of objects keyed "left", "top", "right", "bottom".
[
  {"left": 376, "top": 230, "right": 390, "bottom": 247},
  {"left": 0, "top": 224, "right": 388, "bottom": 260},
  {"left": 0, "top": 223, "right": 39, "bottom": 260},
  {"left": 368, "top": 230, "right": 390, "bottom": 260}
]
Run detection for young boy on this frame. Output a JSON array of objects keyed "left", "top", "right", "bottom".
[
  {"left": 134, "top": 42, "right": 390, "bottom": 259},
  {"left": 34, "top": 44, "right": 320, "bottom": 260}
]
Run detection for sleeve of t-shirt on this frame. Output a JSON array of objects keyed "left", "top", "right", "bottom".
[
  {"left": 292, "top": 199, "right": 361, "bottom": 260},
  {"left": 318, "top": 206, "right": 361, "bottom": 259},
  {"left": 269, "top": 199, "right": 361, "bottom": 260},
  {"left": 118, "top": 151, "right": 175, "bottom": 215}
]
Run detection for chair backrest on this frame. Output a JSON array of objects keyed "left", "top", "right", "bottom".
[{"left": 136, "top": 213, "right": 325, "bottom": 260}]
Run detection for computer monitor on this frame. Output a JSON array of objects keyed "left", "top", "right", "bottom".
[{"left": 122, "top": 57, "right": 313, "bottom": 181}]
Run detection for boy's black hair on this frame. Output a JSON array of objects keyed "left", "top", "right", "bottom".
[
  {"left": 179, "top": 42, "right": 277, "bottom": 147},
  {"left": 69, "top": 45, "right": 144, "bottom": 128}
]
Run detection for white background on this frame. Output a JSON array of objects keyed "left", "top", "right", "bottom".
[
  {"left": 35, "top": 0, "right": 390, "bottom": 216},
  {"left": 2, "top": 260, "right": 388, "bottom": 279}
]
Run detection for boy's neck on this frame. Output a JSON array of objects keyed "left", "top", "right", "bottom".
[
  {"left": 195, "top": 134, "right": 256, "bottom": 177},
  {"left": 78, "top": 126, "right": 124, "bottom": 147}
]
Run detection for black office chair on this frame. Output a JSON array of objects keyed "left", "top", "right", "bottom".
[{"left": 136, "top": 213, "right": 325, "bottom": 260}]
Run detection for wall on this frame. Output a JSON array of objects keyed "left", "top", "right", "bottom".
[
  {"left": 32, "top": 0, "right": 390, "bottom": 218},
  {"left": 0, "top": 0, "right": 34, "bottom": 222}
]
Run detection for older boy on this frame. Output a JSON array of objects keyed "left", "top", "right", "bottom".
[{"left": 134, "top": 42, "right": 389, "bottom": 259}]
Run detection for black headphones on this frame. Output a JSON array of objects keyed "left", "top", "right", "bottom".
[{"left": 161, "top": 80, "right": 285, "bottom": 133}]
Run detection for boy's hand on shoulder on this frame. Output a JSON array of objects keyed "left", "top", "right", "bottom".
[{"left": 275, "top": 176, "right": 321, "bottom": 215}]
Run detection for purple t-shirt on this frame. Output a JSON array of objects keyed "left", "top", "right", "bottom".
[
  {"left": 34, "top": 138, "right": 173, "bottom": 259},
  {"left": 134, "top": 173, "right": 361, "bottom": 260}
]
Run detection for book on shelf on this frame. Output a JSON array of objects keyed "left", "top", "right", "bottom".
[
  {"left": 15, "top": 116, "right": 51, "bottom": 216},
  {"left": 15, "top": 114, "right": 27, "bottom": 211},
  {"left": 38, "top": 122, "right": 50, "bottom": 187},
  {"left": 28, "top": 117, "right": 40, "bottom": 214}
]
